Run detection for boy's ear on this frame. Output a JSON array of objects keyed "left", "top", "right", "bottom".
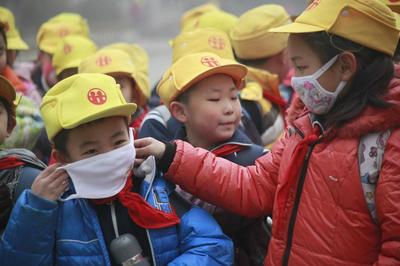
[
  {"left": 169, "top": 101, "right": 188, "bottom": 123},
  {"left": 52, "top": 149, "right": 68, "bottom": 164}
]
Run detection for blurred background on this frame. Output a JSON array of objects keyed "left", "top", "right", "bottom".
[{"left": 0, "top": 0, "right": 308, "bottom": 87}]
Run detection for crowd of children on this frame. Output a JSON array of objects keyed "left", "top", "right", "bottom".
[{"left": 0, "top": 0, "right": 400, "bottom": 265}]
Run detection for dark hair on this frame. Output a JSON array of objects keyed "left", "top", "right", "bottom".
[
  {"left": 175, "top": 87, "right": 193, "bottom": 104},
  {"left": 301, "top": 32, "right": 394, "bottom": 128},
  {"left": 53, "top": 117, "right": 130, "bottom": 157},
  {"left": 53, "top": 128, "right": 70, "bottom": 156},
  {"left": 0, "top": 22, "right": 7, "bottom": 48}
]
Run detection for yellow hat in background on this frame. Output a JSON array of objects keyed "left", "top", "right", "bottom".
[
  {"left": 104, "top": 43, "right": 149, "bottom": 75},
  {"left": 181, "top": 3, "right": 219, "bottom": 31},
  {"left": 230, "top": 4, "right": 291, "bottom": 60},
  {"left": 103, "top": 43, "right": 150, "bottom": 104},
  {"left": 52, "top": 35, "right": 97, "bottom": 75},
  {"left": 40, "top": 73, "right": 137, "bottom": 142},
  {"left": 157, "top": 52, "right": 247, "bottom": 106},
  {"left": 37, "top": 13, "right": 89, "bottom": 54},
  {"left": 79, "top": 48, "right": 137, "bottom": 77},
  {"left": 79, "top": 48, "right": 149, "bottom": 107},
  {"left": 182, "top": 10, "right": 238, "bottom": 35},
  {"left": 270, "top": 0, "right": 399, "bottom": 56},
  {"left": 36, "top": 22, "right": 88, "bottom": 54},
  {"left": 0, "top": 7, "right": 29, "bottom": 50},
  {"left": 172, "top": 28, "right": 234, "bottom": 62},
  {"left": 47, "top": 12, "right": 90, "bottom": 37}
]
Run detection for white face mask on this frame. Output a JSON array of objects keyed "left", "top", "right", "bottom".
[
  {"left": 291, "top": 55, "right": 347, "bottom": 115},
  {"left": 59, "top": 129, "right": 136, "bottom": 201}
]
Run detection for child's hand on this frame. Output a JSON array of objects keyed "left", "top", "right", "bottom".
[
  {"left": 134, "top": 137, "right": 166, "bottom": 165},
  {"left": 31, "top": 163, "right": 69, "bottom": 201}
]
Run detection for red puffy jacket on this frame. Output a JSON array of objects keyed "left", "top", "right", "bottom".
[{"left": 165, "top": 79, "right": 400, "bottom": 265}]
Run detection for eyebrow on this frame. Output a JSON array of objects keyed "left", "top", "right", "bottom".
[
  {"left": 79, "top": 140, "right": 98, "bottom": 149},
  {"left": 111, "top": 130, "right": 126, "bottom": 139},
  {"left": 210, "top": 87, "right": 237, "bottom": 92}
]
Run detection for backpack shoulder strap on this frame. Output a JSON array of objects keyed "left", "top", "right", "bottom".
[{"left": 358, "top": 130, "right": 391, "bottom": 223}]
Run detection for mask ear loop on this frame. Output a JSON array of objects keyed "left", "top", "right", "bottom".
[{"left": 328, "top": 33, "right": 364, "bottom": 54}]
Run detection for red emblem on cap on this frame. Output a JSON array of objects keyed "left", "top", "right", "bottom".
[
  {"left": 87, "top": 88, "right": 107, "bottom": 105},
  {"left": 63, "top": 44, "right": 72, "bottom": 54},
  {"left": 306, "top": 0, "right": 321, "bottom": 11},
  {"left": 208, "top": 36, "right": 226, "bottom": 50},
  {"left": 96, "top": 56, "right": 112, "bottom": 67},
  {"left": 58, "top": 27, "right": 70, "bottom": 37},
  {"left": 201, "top": 56, "right": 220, "bottom": 67}
]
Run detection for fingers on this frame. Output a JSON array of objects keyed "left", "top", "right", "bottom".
[
  {"left": 134, "top": 137, "right": 153, "bottom": 148},
  {"left": 32, "top": 164, "right": 70, "bottom": 201}
]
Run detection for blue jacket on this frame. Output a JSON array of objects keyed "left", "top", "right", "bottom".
[{"left": 0, "top": 157, "right": 233, "bottom": 266}]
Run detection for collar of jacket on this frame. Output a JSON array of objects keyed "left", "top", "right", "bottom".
[{"left": 173, "top": 125, "right": 253, "bottom": 152}]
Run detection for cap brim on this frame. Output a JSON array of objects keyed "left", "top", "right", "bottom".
[
  {"left": 7, "top": 38, "right": 29, "bottom": 50},
  {"left": 269, "top": 22, "right": 325, "bottom": 33},
  {"left": 172, "top": 63, "right": 247, "bottom": 103},
  {"left": 62, "top": 103, "right": 137, "bottom": 130},
  {"left": 0, "top": 76, "right": 17, "bottom": 106}
]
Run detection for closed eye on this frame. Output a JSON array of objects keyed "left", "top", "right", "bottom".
[
  {"left": 82, "top": 149, "right": 97, "bottom": 156},
  {"left": 207, "top": 98, "right": 220, "bottom": 102},
  {"left": 115, "top": 139, "right": 128, "bottom": 147}
]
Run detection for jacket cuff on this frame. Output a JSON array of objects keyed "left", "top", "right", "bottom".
[
  {"left": 157, "top": 141, "right": 177, "bottom": 173},
  {"left": 26, "top": 190, "right": 58, "bottom": 210}
]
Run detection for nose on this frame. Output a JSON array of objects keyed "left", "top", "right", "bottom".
[{"left": 223, "top": 99, "right": 234, "bottom": 115}]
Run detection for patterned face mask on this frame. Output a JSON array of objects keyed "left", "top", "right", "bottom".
[{"left": 291, "top": 55, "right": 347, "bottom": 115}]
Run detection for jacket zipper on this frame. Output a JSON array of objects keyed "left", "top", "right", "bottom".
[{"left": 281, "top": 143, "right": 316, "bottom": 266}]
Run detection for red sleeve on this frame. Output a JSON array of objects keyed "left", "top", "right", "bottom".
[
  {"left": 375, "top": 129, "right": 400, "bottom": 265},
  {"left": 165, "top": 133, "right": 287, "bottom": 217}
]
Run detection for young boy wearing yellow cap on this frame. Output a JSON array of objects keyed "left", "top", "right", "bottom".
[
  {"left": 79, "top": 48, "right": 150, "bottom": 136},
  {"left": 135, "top": 0, "right": 400, "bottom": 264},
  {"left": 139, "top": 28, "right": 263, "bottom": 146},
  {"left": 156, "top": 52, "right": 268, "bottom": 265},
  {"left": 0, "top": 75, "right": 45, "bottom": 233},
  {"left": 230, "top": 4, "right": 293, "bottom": 147},
  {"left": 0, "top": 73, "right": 233, "bottom": 265}
]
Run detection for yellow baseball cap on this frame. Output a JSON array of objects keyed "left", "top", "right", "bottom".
[
  {"left": 181, "top": 3, "right": 219, "bottom": 31},
  {"left": 104, "top": 43, "right": 149, "bottom": 74},
  {"left": 172, "top": 28, "right": 235, "bottom": 63},
  {"left": 52, "top": 35, "right": 97, "bottom": 75},
  {"left": 103, "top": 43, "right": 151, "bottom": 104},
  {"left": 79, "top": 48, "right": 149, "bottom": 106},
  {"left": 47, "top": 12, "right": 90, "bottom": 36},
  {"left": 40, "top": 73, "right": 137, "bottom": 142},
  {"left": 36, "top": 22, "right": 88, "bottom": 54},
  {"left": 0, "top": 7, "right": 29, "bottom": 50},
  {"left": 182, "top": 10, "right": 238, "bottom": 35},
  {"left": 157, "top": 52, "right": 247, "bottom": 106},
  {"left": 230, "top": 4, "right": 291, "bottom": 60},
  {"left": 270, "top": 0, "right": 399, "bottom": 56}
]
